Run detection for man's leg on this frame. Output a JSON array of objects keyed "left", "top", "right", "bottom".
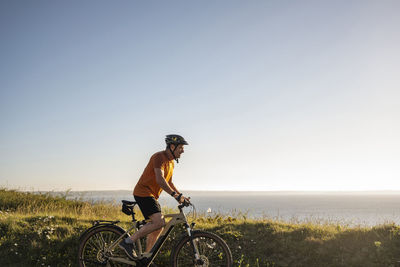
[
  {"left": 130, "top": 212, "right": 165, "bottom": 245},
  {"left": 145, "top": 227, "right": 163, "bottom": 252}
]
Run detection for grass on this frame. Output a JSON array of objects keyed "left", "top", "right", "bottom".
[{"left": 1, "top": 188, "right": 400, "bottom": 266}]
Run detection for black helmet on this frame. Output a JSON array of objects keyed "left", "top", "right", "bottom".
[
  {"left": 165, "top": 134, "right": 188, "bottom": 163},
  {"left": 165, "top": 134, "right": 189, "bottom": 146}
]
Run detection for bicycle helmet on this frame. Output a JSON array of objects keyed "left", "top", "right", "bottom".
[
  {"left": 165, "top": 134, "right": 189, "bottom": 146},
  {"left": 165, "top": 134, "right": 188, "bottom": 163}
]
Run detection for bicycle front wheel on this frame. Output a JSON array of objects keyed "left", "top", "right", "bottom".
[
  {"left": 170, "top": 230, "right": 233, "bottom": 267},
  {"left": 78, "top": 225, "right": 130, "bottom": 267}
]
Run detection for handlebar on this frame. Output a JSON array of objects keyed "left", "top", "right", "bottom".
[
  {"left": 178, "top": 200, "right": 197, "bottom": 221},
  {"left": 178, "top": 199, "right": 192, "bottom": 210}
]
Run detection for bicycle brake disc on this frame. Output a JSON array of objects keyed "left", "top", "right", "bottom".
[{"left": 195, "top": 255, "right": 209, "bottom": 267}]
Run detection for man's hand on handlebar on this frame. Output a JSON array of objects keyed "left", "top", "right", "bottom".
[
  {"left": 182, "top": 196, "right": 191, "bottom": 206},
  {"left": 174, "top": 193, "right": 191, "bottom": 205}
]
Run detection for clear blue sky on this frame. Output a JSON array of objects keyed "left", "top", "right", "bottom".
[{"left": 1, "top": 0, "right": 399, "bottom": 191}]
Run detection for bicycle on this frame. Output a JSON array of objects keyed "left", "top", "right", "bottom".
[{"left": 78, "top": 199, "right": 233, "bottom": 266}]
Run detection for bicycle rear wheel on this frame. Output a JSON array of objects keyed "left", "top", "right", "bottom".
[
  {"left": 78, "top": 225, "right": 131, "bottom": 267},
  {"left": 170, "top": 230, "right": 233, "bottom": 267}
]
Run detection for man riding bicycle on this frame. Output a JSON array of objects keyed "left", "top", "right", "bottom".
[{"left": 119, "top": 134, "right": 190, "bottom": 259}]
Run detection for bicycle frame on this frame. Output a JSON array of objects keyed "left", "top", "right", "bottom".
[{"left": 104, "top": 206, "right": 200, "bottom": 266}]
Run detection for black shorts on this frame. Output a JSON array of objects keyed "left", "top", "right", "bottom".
[{"left": 134, "top": 196, "right": 161, "bottom": 219}]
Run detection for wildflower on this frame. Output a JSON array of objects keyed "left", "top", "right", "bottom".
[
  {"left": 207, "top": 208, "right": 212, "bottom": 213},
  {"left": 374, "top": 241, "right": 382, "bottom": 247},
  {"left": 14, "top": 243, "right": 18, "bottom": 246},
  {"left": 42, "top": 256, "right": 46, "bottom": 260},
  {"left": 238, "top": 245, "right": 241, "bottom": 249}
]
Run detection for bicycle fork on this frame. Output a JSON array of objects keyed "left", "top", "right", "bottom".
[{"left": 186, "top": 223, "right": 203, "bottom": 265}]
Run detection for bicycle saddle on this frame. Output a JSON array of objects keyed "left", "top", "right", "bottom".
[{"left": 122, "top": 200, "right": 136, "bottom": 206}]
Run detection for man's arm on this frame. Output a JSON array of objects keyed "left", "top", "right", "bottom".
[
  {"left": 154, "top": 168, "right": 189, "bottom": 203},
  {"left": 169, "top": 179, "right": 190, "bottom": 204},
  {"left": 169, "top": 181, "right": 180, "bottom": 195},
  {"left": 154, "top": 168, "right": 175, "bottom": 195}
]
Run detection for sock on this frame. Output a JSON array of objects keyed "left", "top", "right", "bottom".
[{"left": 125, "top": 237, "right": 134, "bottom": 244}]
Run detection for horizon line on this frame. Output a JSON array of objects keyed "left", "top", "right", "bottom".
[
  {"left": 3, "top": 185, "right": 400, "bottom": 193},
  {"left": 27, "top": 189, "right": 400, "bottom": 193}
]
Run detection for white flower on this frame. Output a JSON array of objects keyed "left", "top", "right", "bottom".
[
  {"left": 207, "top": 208, "right": 212, "bottom": 213},
  {"left": 14, "top": 243, "right": 18, "bottom": 246}
]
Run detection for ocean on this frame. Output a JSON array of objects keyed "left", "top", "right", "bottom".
[{"left": 63, "top": 190, "right": 400, "bottom": 226}]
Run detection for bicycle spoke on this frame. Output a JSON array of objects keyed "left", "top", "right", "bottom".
[
  {"left": 99, "top": 232, "right": 108, "bottom": 246},
  {"left": 93, "top": 232, "right": 105, "bottom": 250},
  {"left": 88, "top": 234, "right": 103, "bottom": 251},
  {"left": 177, "top": 242, "right": 195, "bottom": 265}
]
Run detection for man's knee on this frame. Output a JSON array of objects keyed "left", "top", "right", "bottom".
[
  {"left": 155, "top": 217, "right": 166, "bottom": 228},
  {"left": 149, "top": 213, "right": 166, "bottom": 229}
]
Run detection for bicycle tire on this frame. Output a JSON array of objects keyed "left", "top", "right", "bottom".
[
  {"left": 78, "top": 225, "right": 131, "bottom": 267},
  {"left": 170, "top": 230, "right": 233, "bottom": 267}
]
